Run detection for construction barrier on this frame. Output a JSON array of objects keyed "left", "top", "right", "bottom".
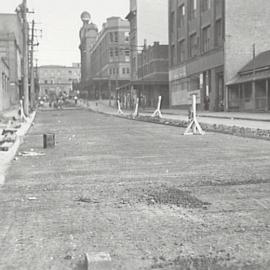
[
  {"left": 184, "top": 94, "right": 205, "bottom": 135},
  {"left": 151, "top": 96, "right": 162, "bottom": 118}
]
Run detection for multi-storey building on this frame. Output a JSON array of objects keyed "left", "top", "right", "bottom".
[
  {"left": 38, "top": 64, "right": 80, "bottom": 97},
  {"left": 126, "top": 0, "right": 168, "bottom": 81},
  {"left": 169, "top": 0, "right": 270, "bottom": 112},
  {"left": 0, "top": 57, "right": 10, "bottom": 111},
  {"left": 0, "top": 13, "right": 23, "bottom": 109},
  {"left": 122, "top": 0, "right": 169, "bottom": 108},
  {"left": 136, "top": 42, "right": 169, "bottom": 107},
  {"left": 90, "top": 17, "right": 130, "bottom": 100}
]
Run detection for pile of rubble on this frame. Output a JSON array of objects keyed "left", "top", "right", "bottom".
[{"left": 0, "top": 113, "right": 22, "bottom": 152}]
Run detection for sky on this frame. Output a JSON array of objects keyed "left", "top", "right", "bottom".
[{"left": 1, "top": 0, "right": 129, "bottom": 66}]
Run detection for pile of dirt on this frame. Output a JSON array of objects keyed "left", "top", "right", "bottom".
[
  {"left": 150, "top": 254, "right": 266, "bottom": 270},
  {"left": 143, "top": 187, "right": 210, "bottom": 209}
]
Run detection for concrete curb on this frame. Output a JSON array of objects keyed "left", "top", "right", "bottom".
[
  {"left": 127, "top": 115, "right": 270, "bottom": 141},
  {"left": 78, "top": 100, "right": 270, "bottom": 141}
]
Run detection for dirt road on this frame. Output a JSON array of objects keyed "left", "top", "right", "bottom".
[{"left": 0, "top": 108, "right": 269, "bottom": 269}]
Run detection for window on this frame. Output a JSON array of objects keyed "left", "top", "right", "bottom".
[
  {"left": 215, "top": 0, "right": 223, "bottom": 14},
  {"left": 177, "top": 4, "right": 185, "bottom": 28},
  {"left": 189, "top": 0, "right": 197, "bottom": 20},
  {"left": 125, "top": 49, "right": 130, "bottom": 56},
  {"left": 190, "top": 75, "right": 200, "bottom": 91},
  {"left": 1, "top": 73, "right": 4, "bottom": 90},
  {"left": 171, "top": 44, "right": 176, "bottom": 66},
  {"left": 126, "top": 68, "right": 130, "bottom": 74},
  {"left": 202, "top": 25, "right": 211, "bottom": 52},
  {"left": 110, "top": 32, "right": 114, "bottom": 42},
  {"left": 44, "top": 80, "right": 48, "bottom": 84},
  {"left": 201, "top": 0, "right": 211, "bottom": 12},
  {"left": 178, "top": 40, "right": 185, "bottom": 63},
  {"left": 170, "top": 11, "right": 175, "bottom": 40},
  {"left": 122, "top": 68, "right": 126, "bottom": 74},
  {"left": 189, "top": 33, "right": 197, "bottom": 57},
  {"left": 215, "top": 19, "right": 223, "bottom": 47},
  {"left": 115, "top": 48, "right": 119, "bottom": 57},
  {"left": 110, "top": 48, "right": 114, "bottom": 57},
  {"left": 114, "top": 32, "right": 118, "bottom": 42},
  {"left": 124, "top": 32, "right": 129, "bottom": 42}
]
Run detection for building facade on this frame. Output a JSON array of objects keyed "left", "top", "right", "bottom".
[
  {"left": 227, "top": 50, "right": 270, "bottom": 111},
  {"left": 0, "top": 57, "right": 10, "bottom": 111},
  {"left": 38, "top": 64, "right": 81, "bottom": 98},
  {"left": 169, "top": 0, "right": 270, "bottom": 111},
  {"left": 79, "top": 14, "right": 130, "bottom": 100},
  {"left": 128, "top": 42, "right": 169, "bottom": 108},
  {"left": 127, "top": 0, "right": 169, "bottom": 81},
  {"left": 90, "top": 17, "right": 130, "bottom": 100},
  {"left": 121, "top": 0, "right": 169, "bottom": 108},
  {"left": 0, "top": 13, "right": 23, "bottom": 109}
]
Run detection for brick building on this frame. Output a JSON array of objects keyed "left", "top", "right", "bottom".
[
  {"left": 0, "top": 13, "right": 24, "bottom": 109},
  {"left": 38, "top": 64, "right": 80, "bottom": 98},
  {"left": 134, "top": 42, "right": 169, "bottom": 108},
  {"left": 169, "top": 0, "right": 270, "bottom": 112}
]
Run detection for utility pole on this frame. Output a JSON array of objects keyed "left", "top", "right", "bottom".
[
  {"left": 30, "top": 19, "right": 35, "bottom": 108},
  {"left": 252, "top": 43, "right": 256, "bottom": 110},
  {"left": 22, "top": 0, "right": 29, "bottom": 115}
]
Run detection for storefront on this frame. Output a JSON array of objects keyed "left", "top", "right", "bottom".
[
  {"left": 227, "top": 51, "right": 270, "bottom": 112},
  {"left": 118, "top": 80, "right": 169, "bottom": 110}
]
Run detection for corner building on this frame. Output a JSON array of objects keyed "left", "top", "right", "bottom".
[
  {"left": 169, "top": 0, "right": 270, "bottom": 112},
  {"left": 90, "top": 17, "right": 130, "bottom": 100}
]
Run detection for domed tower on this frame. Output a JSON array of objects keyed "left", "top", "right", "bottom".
[{"left": 79, "top": 11, "right": 98, "bottom": 88}]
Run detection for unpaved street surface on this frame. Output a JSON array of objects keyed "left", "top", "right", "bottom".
[{"left": 0, "top": 108, "right": 270, "bottom": 269}]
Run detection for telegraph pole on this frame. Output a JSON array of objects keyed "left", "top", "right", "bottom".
[
  {"left": 30, "top": 19, "right": 35, "bottom": 108},
  {"left": 22, "top": 0, "right": 29, "bottom": 115}
]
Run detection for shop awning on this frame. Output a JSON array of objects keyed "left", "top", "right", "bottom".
[
  {"left": 227, "top": 69, "right": 270, "bottom": 86},
  {"left": 117, "top": 79, "right": 169, "bottom": 91}
]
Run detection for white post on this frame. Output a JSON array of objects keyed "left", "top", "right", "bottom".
[
  {"left": 151, "top": 96, "right": 162, "bottom": 118},
  {"left": 132, "top": 98, "right": 139, "bottom": 118},
  {"left": 184, "top": 94, "right": 205, "bottom": 135},
  {"left": 117, "top": 100, "right": 124, "bottom": 115},
  {"left": 20, "top": 99, "right": 27, "bottom": 122}
]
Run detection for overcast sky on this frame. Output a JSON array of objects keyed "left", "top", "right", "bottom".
[{"left": 2, "top": 0, "right": 129, "bottom": 66}]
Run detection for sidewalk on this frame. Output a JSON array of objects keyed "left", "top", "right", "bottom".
[{"left": 79, "top": 99, "right": 270, "bottom": 140}]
